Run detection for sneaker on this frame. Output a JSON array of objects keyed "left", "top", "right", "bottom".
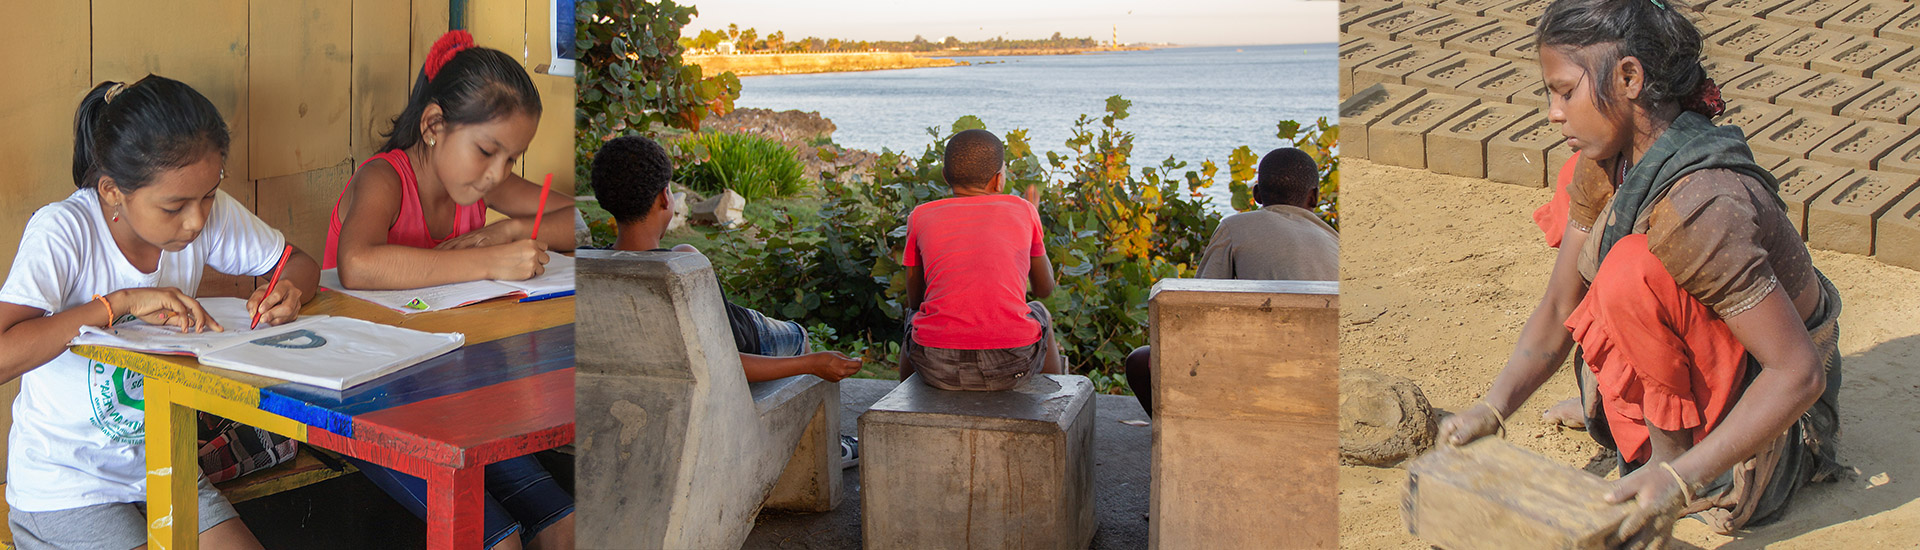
[{"left": 840, "top": 435, "right": 860, "bottom": 469}]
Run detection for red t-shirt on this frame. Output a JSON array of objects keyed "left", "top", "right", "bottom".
[{"left": 902, "top": 194, "right": 1046, "bottom": 350}]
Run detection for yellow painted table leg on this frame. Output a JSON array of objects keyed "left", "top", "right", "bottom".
[{"left": 146, "top": 380, "right": 200, "bottom": 550}]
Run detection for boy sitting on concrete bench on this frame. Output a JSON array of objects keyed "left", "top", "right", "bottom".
[
  {"left": 589, "top": 135, "right": 864, "bottom": 385},
  {"left": 899, "top": 129, "right": 1065, "bottom": 390}
]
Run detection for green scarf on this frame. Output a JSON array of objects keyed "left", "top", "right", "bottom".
[{"left": 1599, "top": 111, "right": 1783, "bottom": 262}]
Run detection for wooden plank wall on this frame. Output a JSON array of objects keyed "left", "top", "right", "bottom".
[{"left": 0, "top": 0, "right": 572, "bottom": 477}]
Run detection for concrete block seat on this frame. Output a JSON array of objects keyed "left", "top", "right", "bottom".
[
  {"left": 575, "top": 250, "right": 842, "bottom": 549},
  {"left": 860, "top": 373, "right": 1097, "bottom": 550}
]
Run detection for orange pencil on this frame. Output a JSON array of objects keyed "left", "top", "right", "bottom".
[
  {"left": 530, "top": 173, "right": 553, "bottom": 241},
  {"left": 251, "top": 244, "right": 295, "bottom": 330}
]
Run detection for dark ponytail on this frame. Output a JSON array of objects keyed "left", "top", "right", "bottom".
[
  {"left": 379, "top": 31, "right": 543, "bottom": 153},
  {"left": 1535, "top": 0, "right": 1721, "bottom": 117},
  {"left": 72, "top": 76, "right": 231, "bottom": 190}
]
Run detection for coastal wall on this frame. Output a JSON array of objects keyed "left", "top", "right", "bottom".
[{"left": 688, "top": 52, "right": 964, "bottom": 76}]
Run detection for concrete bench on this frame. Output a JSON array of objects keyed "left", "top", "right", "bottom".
[
  {"left": 1148, "top": 279, "right": 1339, "bottom": 549},
  {"left": 859, "top": 373, "right": 1097, "bottom": 550},
  {"left": 574, "top": 250, "right": 843, "bottom": 549}
]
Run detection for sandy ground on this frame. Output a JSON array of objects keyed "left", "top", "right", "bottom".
[{"left": 1339, "top": 159, "right": 1920, "bottom": 549}]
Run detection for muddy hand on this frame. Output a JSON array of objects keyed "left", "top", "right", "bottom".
[{"left": 1607, "top": 465, "right": 1686, "bottom": 550}]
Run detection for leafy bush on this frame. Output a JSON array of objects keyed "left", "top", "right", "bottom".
[
  {"left": 698, "top": 98, "right": 1337, "bottom": 393},
  {"left": 575, "top": 0, "right": 742, "bottom": 195},
  {"left": 676, "top": 132, "right": 808, "bottom": 200}
]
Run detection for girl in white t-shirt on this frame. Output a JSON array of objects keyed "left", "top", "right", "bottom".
[{"left": 0, "top": 75, "right": 319, "bottom": 550}]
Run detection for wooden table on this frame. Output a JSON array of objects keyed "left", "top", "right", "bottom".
[{"left": 72, "top": 290, "right": 575, "bottom": 550}]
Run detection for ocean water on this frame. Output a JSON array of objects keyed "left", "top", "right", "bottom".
[{"left": 731, "top": 44, "right": 1338, "bottom": 209}]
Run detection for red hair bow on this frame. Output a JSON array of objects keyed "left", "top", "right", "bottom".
[
  {"left": 1686, "top": 77, "right": 1726, "bottom": 118},
  {"left": 425, "top": 30, "right": 475, "bottom": 82}
]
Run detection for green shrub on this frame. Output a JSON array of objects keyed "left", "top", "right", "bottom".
[{"left": 676, "top": 132, "right": 809, "bottom": 200}]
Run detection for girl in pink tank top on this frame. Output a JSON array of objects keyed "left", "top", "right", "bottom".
[{"left": 325, "top": 30, "right": 575, "bottom": 290}]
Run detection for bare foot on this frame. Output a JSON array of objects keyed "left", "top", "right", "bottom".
[{"left": 1542, "top": 397, "right": 1587, "bottom": 430}]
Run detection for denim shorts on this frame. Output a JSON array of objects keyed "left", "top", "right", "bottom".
[
  {"left": 901, "top": 301, "right": 1054, "bottom": 391},
  {"left": 748, "top": 308, "right": 810, "bottom": 357},
  {"left": 7, "top": 476, "right": 241, "bottom": 550},
  {"left": 344, "top": 454, "right": 574, "bottom": 548}
]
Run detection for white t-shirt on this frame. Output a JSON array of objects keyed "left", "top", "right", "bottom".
[{"left": 0, "top": 188, "right": 285, "bottom": 512}]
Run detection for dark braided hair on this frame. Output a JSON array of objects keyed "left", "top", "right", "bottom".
[
  {"left": 380, "top": 31, "right": 543, "bottom": 153},
  {"left": 1535, "top": 0, "right": 1723, "bottom": 118},
  {"left": 72, "top": 76, "right": 231, "bottom": 191}
]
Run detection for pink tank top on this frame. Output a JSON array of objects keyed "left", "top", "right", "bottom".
[{"left": 323, "top": 149, "right": 488, "bottom": 269}]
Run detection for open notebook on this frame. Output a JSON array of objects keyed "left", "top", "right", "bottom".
[
  {"left": 70, "top": 297, "right": 464, "bottom": 390},
  {"left": 321, "top": 252, "right": 575, "bottom": 314}
]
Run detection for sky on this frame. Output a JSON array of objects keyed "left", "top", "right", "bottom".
[{"left": 681, "top": 0, "right": 1337, "bottom": 47}]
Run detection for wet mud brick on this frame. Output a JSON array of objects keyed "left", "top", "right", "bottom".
[
  {"left": 1348, "top": 6, "right": 1449, "bottom": 41},
  {"left": 1809, "top": 171, "right": 1920, "bottom": 254},
  {"left": 1755, "top": 152, "right": 1794, "bottom": 171},
  {"left": 1811, "top": 37, "right": 1913, "bottom": 77},
  {"left": 1407, "top": 53, "right": 1510, "bottom": 95},
  {"left": 1716, "top": 102, "right": 1794, "bottom": 140},
  {"left": 1427, "top": 104, "right": 1537, "bottom": 179},
  {"left": 1460, "top": 63, "right": 1543, "bottom": 104},
  {"left": 1493, "top": 36, "right": 1540, "bottom": 62},
  {"left": 1341, "top": 1, "right": 1405, "bottom": 33},
  {"left": 1703, "top": 0, "right": 1799, "bottom": 19},
  {"left": 1875, "top": 136, "right": 1920, "bottom": 176},
  {"left": 1825, "top": 1, "right": 1913, "bottom": 37},
  {"left": 1873, "top": 191, "right": 1920, "bottom": 270},
  {"left": 1402, "top": 439, "right": 1633, "bottom": 550},
  {"left": 1778, "top": 74, "right": 1882, "bottom": 115},
  {"left": 1445, "top": 22, "right": 1533, "bottom": 56},
  {"left": 1707, "top": 19, "right": 1800, "bottom": 62},
  {"left": 1342, "top": 38, "right": 1411, "bottom": 96},
  {"left": 1702, "top": 58, "right": 1764, "bottom": 86},
  {"left": 1772, "top": 158, "right": 1856, "bottom": 237},
  {"left": 1755, "top": 29, "right": 1854, "bottom": 69},
  {"left": 1402, "top": 14, "right": 1498, "bottom": 49},
  {"left": 1752, "top": 112, "right": 1855, "bottom": 158},
  {"left": 1371, "top": 93, "right": 1481, "bottom": 169},
  {"left": 1812, "top": 120, "right": 1920, "bottom": 170},
  {"left": 1692, "top": 13, "right": 1745, "bottom": 40},
  {"left": 1869, "top": 48, "right": 1920, "bottom": 85},
  {"left": 1436, "top": 0, "right": 1511, "bottom": 16},
  {"left": 1881, "top": 9, "right": 1920, "bottom": 47},
  {"left": 1724, "top": 65, "right": 1821, "bottom": 104},
  {"left": 1354, "top": 48, "right": 1460, "bottom": 91},
  {"left": 1488, "top": 0, "right": 1554, "bottom": 25},
  {"left": 1841, "top": 82, "right": 1920, "bottom": 124},
  {"left": 1766, "top": 0, "right": 1858, "bottom": 28},
  {"left": 1342, "top": 83, "right": 1429, "bottom": 160},
  {"left": 1487, "top": 112, "right": 1566, "bottom": 187}
]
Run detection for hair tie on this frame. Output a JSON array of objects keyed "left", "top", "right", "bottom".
[
  {"left": 424, "top": 30, "right": 476, "bottom": 82},
  {"left": 1649, "top": 0, "right": 1668, "bottom": 8},
  {"left": 1685, "top": 77, "right": 1726, "bottom": 118},
  {"left": 104, "top": 82, "right": 130, "bottom": 104}
]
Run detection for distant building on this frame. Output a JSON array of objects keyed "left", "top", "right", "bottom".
[{"left": 717, "top": 42, "right": 736, "bottom": 55}]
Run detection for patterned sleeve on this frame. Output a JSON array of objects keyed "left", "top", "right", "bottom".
[
  {"left": 1644, "top": 170, "right": 1779, "bottom": 318},
  {"left": 1565, "top": 157, "right": 1613, "bottom": 233}
]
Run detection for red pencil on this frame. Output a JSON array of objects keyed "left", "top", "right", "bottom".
[
  {"left": 530, "top": 173, "right": 553, "bottom": 241},
  {"left": 251, "top": 244, "right": 295, "bottom": 330}
]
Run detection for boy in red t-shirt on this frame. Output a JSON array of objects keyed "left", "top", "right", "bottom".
[{"left": 900, "top": 129, "right": 1064, "bottom": 391}]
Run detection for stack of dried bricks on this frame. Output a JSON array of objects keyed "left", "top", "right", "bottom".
[{"left": 1340, "top": 0, "right": 1920, "bottom": 270}]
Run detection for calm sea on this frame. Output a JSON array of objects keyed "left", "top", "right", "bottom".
[{"left": 732, "top": 44, "right": 1337, "bottom": 209}]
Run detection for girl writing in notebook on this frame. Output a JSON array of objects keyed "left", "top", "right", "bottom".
[
  {"left": 325, "top": 30, "right": 576, "bottom": 290},
  {"left": 0, "top": 75, "right": 320, "bottom": 549},
  {"left": 327, "top": 30, "right": 576, "bottom": 550}
]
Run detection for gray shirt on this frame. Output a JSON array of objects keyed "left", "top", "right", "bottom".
[{"left": 1194, "top": 204, "right": 1339, "bottom": 281}]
